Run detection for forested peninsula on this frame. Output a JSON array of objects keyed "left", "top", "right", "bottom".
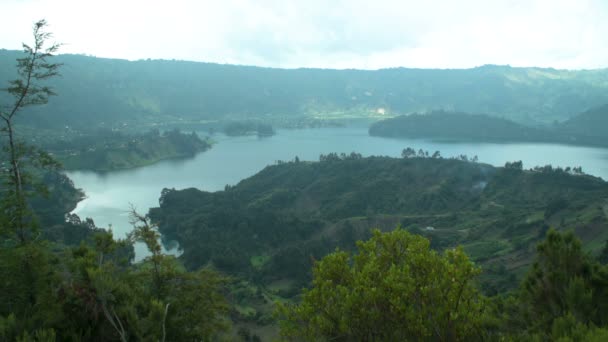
[
  {"left": 369, "top": 108, "right": 608, "bottom": 147},
  {"left": 151, "top": 153, "right": 607, "bottom": 290},
  {"left": 49, "top": 129, "right": 211, "bottom": 172}
]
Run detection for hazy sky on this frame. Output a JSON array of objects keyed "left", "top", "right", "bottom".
[{"left": 2, "top": 0, "right": 608, "bottom": 69}]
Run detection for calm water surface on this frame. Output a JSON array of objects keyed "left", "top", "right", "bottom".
[{"left": 66, "top": 127, "right": 608, "bottom": 259}]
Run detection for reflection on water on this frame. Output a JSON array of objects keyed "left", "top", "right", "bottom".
[{"left": 66, "top": 127, "right": 608, "bottom": 260}]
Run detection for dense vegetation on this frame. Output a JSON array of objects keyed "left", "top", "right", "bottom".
[
  {"left": 369, "top": 109, "right": 608, "bottom": 147},
  {"left": 0, "top": 210, "right": 230, "bottom": 341},
  {"left": 4, "top": 19, "right": 608, "bottom": 342},
  {"left": 3, "top": 50, "right": 608, "bottom": 129},
  {"left": 369, "top": 111, "right": 549, "bottom": 142},
  {"left": 558, "top": 104, "right": 608, "bottom": 146},
  {"left": 0, "top": 22, "right": 229, "bottom": 341},
  {"left": 277, "top": 228, "right": 608, "bottom": 341},
  {"left": 278, "top": 229, "right": 486, "bottom": 341},
  {"left": 150, "top": 154, "right": 608, "bottom": 303},
  {"left": 47, "top": 128, "right": 211, "bottom": 171}
]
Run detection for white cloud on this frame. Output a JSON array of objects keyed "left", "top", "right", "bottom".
[{"left": 1, "top": 0, "right": 607, "bottom": 69}]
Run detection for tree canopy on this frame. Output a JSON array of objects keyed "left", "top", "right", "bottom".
[{"left": 277, "top": 229, "right": 486, "bottom": 341}]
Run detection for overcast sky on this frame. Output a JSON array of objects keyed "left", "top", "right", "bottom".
[{"left": 2, "top": 0, "right": 608, "bottom": 70}]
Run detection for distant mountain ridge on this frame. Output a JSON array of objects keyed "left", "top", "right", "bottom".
[{"left": 2, "top": 49, "right": 608, "bottom": 128}]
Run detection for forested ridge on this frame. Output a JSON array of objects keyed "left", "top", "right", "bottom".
[
  {"left": 51, "top": 128, "right": 211, "bottom": 172},
  {"left": 3, "top": 49, "right": 608, "bottom": 129},
  {"left": 369, "top": 109, "right": 608, "bottom": 147},
  {"left": 151, "top": 154, "right": 608, "bottom": 289},
  {"left": 147, "top": 153, "right": 608, "bottom": 339},
  {"left": 559, "top": 103, "right": 608, "bottom": 143}
]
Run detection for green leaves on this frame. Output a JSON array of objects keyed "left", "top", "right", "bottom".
[
  {"left": 277, "top": 228, "right": 486, "bottom": 341},
  {"left": 0, "top": 19, "right": 230, "bottom": 342},
  {"left": 6, "top": 20, "right": 61, "bottom": 113},
  {"left": 519, "top": 229, "right": 608, "bottom": 334}
]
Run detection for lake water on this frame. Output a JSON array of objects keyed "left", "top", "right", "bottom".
[{"left": 66, "top": 127, "right": 608, "bottom": 259}]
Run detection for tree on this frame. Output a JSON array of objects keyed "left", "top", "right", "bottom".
[
  {"left": 504, "top": 160, "right": 523, "bottom": 170},
  {"left": 401, "top": 147, "right": 416, "bottom": 158},
  {"left": 277, "top": 229, "right": 487, "bottom": 341},
  {"left": 0, "top": 20, "right": 232, "bottom": 341},
  {"left": 0, "top": 20, "right": 64, "bottom": 339},
  {"left": 127, "top": 207, "right": 229, "bottom": 341},
  {"left": 0, "top": 19, "right": 61, "bottom": 243},
  {"left": 519, "top": 229, "right": 608, "bottom": 334},
  {"left": 599, "top": 240, "right": 608, "bottom": 265},
  {"left": 128, "top": 207, "right": 167, "bottom": 299}
]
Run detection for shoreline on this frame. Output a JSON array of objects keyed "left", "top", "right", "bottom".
[{"left": 60, "top": 145, "right": 213, "bottom": 173}]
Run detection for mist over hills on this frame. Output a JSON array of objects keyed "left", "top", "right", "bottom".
[
  {"left": 2, "top": 49, "right": 608, "bottom": 128},
  {"left": 560, "top": 104, "right": 608, "bottom": 139}
]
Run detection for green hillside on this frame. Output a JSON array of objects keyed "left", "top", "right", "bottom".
[
  {"left": 53, "top": 129, "right": 211, "bottom": 172},
  {"left": 149, "top": 155, "right": 608, "bottom": 294},
  {"left": 2, "top": 50, "right": 608, "bottom": 128},
  {"left": 369, "top": 108, "right": 608, "bottom": 147},
  {"left": 557, "top": 104, "right": 608, "bottom": 145},
  {"left": 369, "top": 111, "right": 551, "bottom": 142}
]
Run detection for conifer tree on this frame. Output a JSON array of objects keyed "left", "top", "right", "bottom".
[{"left": 0, "top": 19, "right": 61, "bottom": 243}]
